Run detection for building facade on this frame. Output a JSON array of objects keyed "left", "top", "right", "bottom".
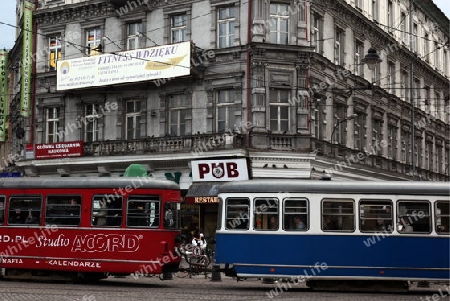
[{"left": 2, "top": 0, "right": 449, "bottom": 236}]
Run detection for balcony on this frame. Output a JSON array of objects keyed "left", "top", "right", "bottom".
[{"left": 83, "top": 133, "right": 245, "bottom": 157}]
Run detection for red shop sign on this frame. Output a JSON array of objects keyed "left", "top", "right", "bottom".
[{"left": 34, "top": 141, "right": 83, "bottom": 160}]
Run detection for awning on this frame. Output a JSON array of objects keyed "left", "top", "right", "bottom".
[{"left": 184, "top": 182, "right": 223, "bottom": 204}]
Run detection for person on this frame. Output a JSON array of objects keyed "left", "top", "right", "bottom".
[
  {"left": 107, "top": 199, "right": 122, "bottom": 226},
  {"left": 293, "top": 215, "right": 306, "bottom": 230},
  {"left": 95, "top": 199, "right": 108, "bottom": 226},
  {"left": 9, "top": 208, "right": 23, "bottom": 224},
  {"left": 269, "top": 216, "right": 278, "bottom": 230},
  {"left": 191, "top": 229, "right": 207, "bottom": 250},
  {"left": 25, "top": 209, "right": 39, "bottom": 224},
  {"left": 323, "top": 215, "right": 338, "bottom": 230},
  {"left": 397, "top": 217, "right": 413, "bottom": 233}
]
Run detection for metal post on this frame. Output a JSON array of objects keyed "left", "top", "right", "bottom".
[
  {"left": 410, "top": 0, "right": 415, "bottom": 179},
  {"left": 210, "top": 264, "right": 222, "bottom": 282}
]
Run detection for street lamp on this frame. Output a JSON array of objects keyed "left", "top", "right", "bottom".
[
  {"left": 331, "top": 113, "right": 358, "bottom": 155},
  {"left": 361, "top": 48, "right": 382, "bottom": 71}
]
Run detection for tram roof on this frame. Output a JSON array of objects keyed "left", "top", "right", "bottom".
[
  {"left": 0, "top": 177, "right": 179, "bottom": 190},
  {"left": 217, "top": 180, "right": 450, "bottom": 196}
]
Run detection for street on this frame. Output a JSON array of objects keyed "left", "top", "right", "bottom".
[{"left": 0, "top": 274, "right": 448, "bottom": 301}]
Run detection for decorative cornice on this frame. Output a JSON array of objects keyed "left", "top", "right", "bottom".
[{"left": 35, "top": 1, "right": 112, "bottom": 27}]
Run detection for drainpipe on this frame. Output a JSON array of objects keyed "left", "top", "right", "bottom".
[{"left": 245, "top": 0, "right": 252, "bottom": 149}]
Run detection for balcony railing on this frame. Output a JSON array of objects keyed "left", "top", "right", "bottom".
[{"left": 83, "top": 133, "right": 245, "bottom": 157}]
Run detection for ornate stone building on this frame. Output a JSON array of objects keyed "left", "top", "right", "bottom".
[{"left": 4, "top": 0, "right": 449, "bottom": 184}]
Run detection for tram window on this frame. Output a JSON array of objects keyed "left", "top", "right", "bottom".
[
  {"left": 91, "top": 195, "right": 123, "bottom": 227},
  {"left": 8, "top": 197, "right": 42, "bottom": 225},
  {"left": 435, "top": 201, "right": 449, "bottom": 235},
  {"left": 397, "top": 201, "right": 431, "bottom": 234},
  {"left": 225, "top": 198, "right": 249, "bottom": 230},
  {"left": 322, "top": 199, "right": 355, "bottom": 232},
  {"left": 254, "top": 198, "right": 278, "bottom": 230},
  {"left": 45, "top": 196, "right": 82, "bottom": 226},
  {"left": 163, "top": 202, "right": 179, "bottom": 229},
  {"left": 359, "top": 200, "right": 393, "bottom": 233},
  {"left": 0, "top": 196, "right": 4, "bottom": 224},
  {"left": 127, "top": 196, "right": 160, "bottom": 228},
  {"left": 283, "top": 198, "right": 308, "bottom": 231}
]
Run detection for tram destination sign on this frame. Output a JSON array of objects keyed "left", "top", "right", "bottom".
[{"left": 34, "top": 141, "right": 83, "bottom": 160}]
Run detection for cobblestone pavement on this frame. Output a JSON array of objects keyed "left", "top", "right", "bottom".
[{"left": 0, "top": 274, "right": 448, "bottom": 301}]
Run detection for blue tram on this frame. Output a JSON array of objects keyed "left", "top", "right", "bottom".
[{"left": 214, "top": 180, "right": 449, "bottom": 288}]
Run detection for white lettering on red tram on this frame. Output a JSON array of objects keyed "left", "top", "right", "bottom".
[
  {"left": 47, "top": 260, "right": 101, "bottom": 268},
  {"left": 71, "top": 234, "right": 141, "bottom": 253}
]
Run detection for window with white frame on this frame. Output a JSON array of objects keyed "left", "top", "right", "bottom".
[
  {"left": 354, "top": 41, "right": 364, "bottom": 76},
  {"left": 171, "top": 14, "right": 187, "bottom": 43},
  {"left": 372, "top": 63, "right": 381, "bottom": 86},
  {"left": 425, "top": 141, "right": 434, "bottom": 171},
  {"left": 169, "top": 94, "right": 188, "bottom": 136},
  {"left": 387, "top": 1, "right": 393, "bottom": 29},
  {"left": 217, "top": 7, "right": 235, "bottom": 48},
  {"left": 444, "top": 50, "right": 448, "bottom": 75},
  {"left": 334, "top": 28, "right": 343, "bottom": 66},
  {"left": 354, "top": 113, "right": 366, "bottom": 150},
  {"left": 413, "top": 78, "right": 420, "bottom": 102},
  {"left": 424, "top": 86, "right": 430, "bottom": 114},
  {"left": 400, "top": 12, "right": 407, "bottom": 43},
  {"left": 313, "top": 103, "right": 324, "bottom": 140},
  {"left": 401, "top": 71, "right": 409, "bottom": 101},
  {"left": 86, "top": 28, "right": 102, "bottom": 55},
  {"left": 424, "top": 33, "right": 429, "bottom": 61},
  {"left": 217, "top": 90, "right": 236, "bottom": 132},
  {"left": 333, "top": 105, "right": 347, "bottom": 146},
  {"left": 269, "top": 3, "right": 289, "bottom": 45},
  {"left": 372, "top": 118, "right": 383, "bottom": 155},
  {"left": 434, "top": 41, "right": 439, "bottom": 67},
  {"left": 269, "top": 89, "right": 290, "bottom": 132},
  {"left": 312, "top": 14, "right": 322, "bottom": 53},
  {"left": 127, "top": 22, "right": 143, "bottom": 50},
  {"left": 84, "top": 104, "right": 100, "bottom": 142},
  {"left": 372, "top": 0, "right": 378, "bottom": 21},
  {"left": 414, "top": 139, "right": 420, "bottom": 168},
  {"left": 45, "top": 107, "right": 60, "bottom": 143},
  {"left": 355, "top": 0, "right": 362, "bottom": 10},
  {"left": 388, "top": 124, "right": 397, "bottom": 159},
  {"left": 401, "top": 128, "right": 410, "bottom": 164},
  {"left": 412, "top": 23, "right": 418, "bottom": 52},
  {"left": 48, "top": 36, "right": 61, "bottom": 71},
  {"left": 126, "top": 100, "right": 141, "bottom": 140},
  {"left": 388, "top": 62, "right": 396, "bottom": 94}
]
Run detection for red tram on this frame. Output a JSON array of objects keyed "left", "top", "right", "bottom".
[{"left": 0, "top": 177, "right": 182, "bottom": 281}]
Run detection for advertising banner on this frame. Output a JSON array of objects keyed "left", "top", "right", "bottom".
[
  {"left": 0, "top": 50, "right": 8, "bottom": 142},
  {"left": 57, "top": 41, "right": 191, "bottom": 91},
  {"left": 34, "top": 141, "right": 83, "bottom": 160},
  {"left": 21, "top": 1, "right": 34, "bottom": 117}
]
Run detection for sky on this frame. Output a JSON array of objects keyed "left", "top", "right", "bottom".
[{"left": 0, "top": 0, "right": 448, "bottom": 50}]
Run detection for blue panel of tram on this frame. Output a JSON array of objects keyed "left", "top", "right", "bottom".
[{"left": 215, "top": 233, "right": 450, "bottom": 280}]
